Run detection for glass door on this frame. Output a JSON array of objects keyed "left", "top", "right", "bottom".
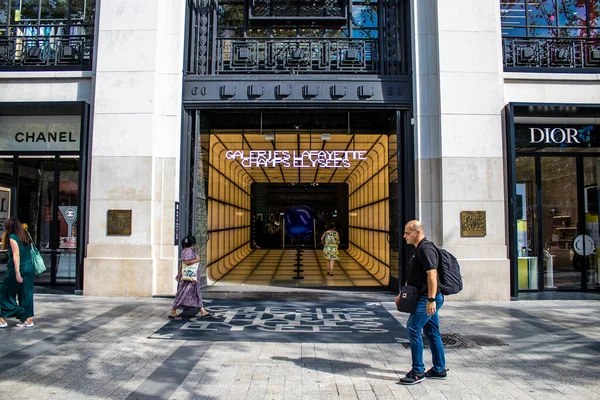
[
  {"left": 515, "top": 156, "right": 540, "bottom": 290},
  {"left": 541, "top": 157, "right": 580, "bottom": 290},
  {"left": 15, "top": 156, "right": 79, "bottom": 285},
  {"left": 583, "top": 158, "right": 600, "bottom": 291},
  {"left": 515, "top": 154, "right": 600, "bottom": 292},
  {"left": 56, "top": 157, "right": 79, "bottom": 284},
  {"left": 16, "top": 157, "right": 56, "bottom": 284},
  {"left": 0, "top": 157, "right": 14, "bottom": 282}
]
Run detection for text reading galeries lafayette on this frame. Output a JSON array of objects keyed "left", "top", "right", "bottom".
[{"left": 225, "top": 150, "right": 367, "bottom": 168}]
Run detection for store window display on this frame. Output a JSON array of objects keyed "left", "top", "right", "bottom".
[
  {"left": 512, "top": 117, "right": 600, "bottom": 292},
  {"left": 0, "top": 0, "right": 95, "bottom": 68}
]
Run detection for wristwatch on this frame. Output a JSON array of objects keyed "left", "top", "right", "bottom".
[{"left": 427, "top": 298, "right": 435, "bottom": 303}]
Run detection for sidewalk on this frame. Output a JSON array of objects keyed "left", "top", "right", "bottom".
[{"left": 0, "top": 289, "right": 599, "bottom": 400}]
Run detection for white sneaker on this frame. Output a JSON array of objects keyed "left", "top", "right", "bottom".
[
  {"left": 16, "top": 321, "right": 34, "bottom": 328},
  {"left": 0, "top": 320, "right": 7, "bottom": 328}
]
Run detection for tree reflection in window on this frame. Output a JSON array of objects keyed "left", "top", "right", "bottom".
[
  {"left": 251, "top": 0, "right": 344, "bottom": 18},
  {"left": 351, "top": 0, "right": 377, "bottom": 38},
  {"left": 501, "top": 0, "right": 600, "bottom": 38},
  {"left": 1, "top": 0, "right": 94, "bottom": 25},
  {"left": 217, "top": 0, "right": 378, "bottom": 39}
]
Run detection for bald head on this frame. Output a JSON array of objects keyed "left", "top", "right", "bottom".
[
  {"left": 403, "top": 220, "right": 425, "bottom": 246},
  {"left": 405, "top": 220, "right": 423, "bottom": 233}
]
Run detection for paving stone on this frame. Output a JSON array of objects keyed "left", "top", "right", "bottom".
[
  {"left": 1, "top": 293, "right": 600, "bottom": 399},
  {"left": 322, "top": 389, "right": 349, "bottom": 400},
  {"left": 265, "top": 383, "right": 285, "bottom": 399}
]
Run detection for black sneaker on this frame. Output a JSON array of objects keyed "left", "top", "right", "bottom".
[
  {"left": 425, "top": 368, "right": 447, "bottom": 380},
  {"left": 398, "top": 370, "right": 426, "bottom": 385}
]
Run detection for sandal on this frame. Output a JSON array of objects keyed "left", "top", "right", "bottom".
[
  {"left": 200, "top": 312, "right": 215, "bottom": 318},
  {"left": 168, "top": 314, "right": 182, "bottom": 320}
]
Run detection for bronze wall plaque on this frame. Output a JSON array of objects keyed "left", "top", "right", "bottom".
[
  {"left": 107, "top": 210, "right": 132, "bottom": 236},
  {"left": 461, "top": 211, "right": 486, "bottom": 237}
]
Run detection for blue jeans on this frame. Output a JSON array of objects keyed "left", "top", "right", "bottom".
[{"left": 406, "top": 293, "right": 445, "bottom": 374}]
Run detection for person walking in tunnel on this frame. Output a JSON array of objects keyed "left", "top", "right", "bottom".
[
  {"left": 321, "top": 222, "right": 340, "bottom": 276},
  {"left": 0, "top": 217, "right": 35, "bottom": 328},
  {"left": 396, "top": 219, "right": 446, "bottom": 385},
  {"left": 169, "top": 235, "right": 214, "bottom": 320}
]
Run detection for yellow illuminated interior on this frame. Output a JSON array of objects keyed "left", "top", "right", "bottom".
[
  {"left": 206, "top": 131, "right": 392, "bottom": 286},
  {"left": 346, "top": 135, "right": 389, "bottom": 283}
]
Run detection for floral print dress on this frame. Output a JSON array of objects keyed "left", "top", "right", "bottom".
[
  {"left": 322, "top": 230, "right": 340, "bottom": 261},
  {"left": 172, "top": 247, "right": 203, "bottom": 308}
]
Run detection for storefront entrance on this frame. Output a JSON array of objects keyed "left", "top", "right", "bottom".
[
  {"left": 508, "top": 104, "right": 600, "bottom": 294},
  {"left": 181, "top": 110, "right": 411, "bottom": 290},
  {"left": 0, "top": 102, "right": 88, "bottom": 290},
  {"left": 516, "top": 155, "right": 600, "bottom": 291},
  {"left": 0, "top": 156, "right": 80, "bottom": 285}
]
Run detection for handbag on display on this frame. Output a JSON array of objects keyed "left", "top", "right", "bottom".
[
  {"left": 396, "top": 285, "right": 419, "bottom": 313},
  {"left": 27, "top": 233, "right": 46, "bottom": 275},
  {"left": 180, "top": 261, "right": 198, "bottom": 282}
]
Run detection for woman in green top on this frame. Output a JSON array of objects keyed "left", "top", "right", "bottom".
[
  {"left": 321, "top": 223, "right": 340, "bottom": 276},
  {"left": 0, "top": 217, "right": 35, "bottom": 328}
]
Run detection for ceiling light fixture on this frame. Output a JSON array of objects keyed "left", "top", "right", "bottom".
[{"left": 321, "top": 125, "right": 330, "bottom": 141}]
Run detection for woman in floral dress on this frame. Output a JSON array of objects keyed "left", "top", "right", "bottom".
[
  {"left": 169, "top": 235, "right": 214, "bottom": 320},
  {"left": 321, "top": 223, "right": 340, "bottom": 276}
]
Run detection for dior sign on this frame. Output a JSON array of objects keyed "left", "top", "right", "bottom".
[
  {"left": 529, "top": 127, "right": 581, "bottom": 144},
  {"left": 515, "top": 124, "right": 597, "bottom": 149}
]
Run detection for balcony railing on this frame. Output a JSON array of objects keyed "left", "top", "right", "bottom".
[
  {"left": 215, "top": 38, "right": 379, "bottom": 74},
  {"left": 503, "top": 37, "right": 600, "bottom": 71},
  {"left": 0, "top": 25, "right": 94, "bottom": 70}
]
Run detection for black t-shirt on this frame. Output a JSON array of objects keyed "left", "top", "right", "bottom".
[{"left": 406, "top": 238, "right": 439, "bottom": 294}]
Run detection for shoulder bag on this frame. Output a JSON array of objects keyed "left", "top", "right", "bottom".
[
  {"left": 396, "top": 285, "right": 419, "bottom": 313},
  {"left": 27, "top": 233, "right": 46, "bottom": 275},
  {"left": 180, "top": 261, "right": 198, "bottom": 282}
]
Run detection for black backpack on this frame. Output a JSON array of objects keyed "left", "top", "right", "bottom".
[{"left": 435, "top": 245, "right": 463, "bottom": 295}]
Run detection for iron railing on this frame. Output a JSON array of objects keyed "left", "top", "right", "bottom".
[
  {"left": 503, "top": 37, "right": 600, "bottom": 70},
  {"left": 0, "top": 25, "right": 93, "bottom": 70},
  {"left": 216, "top": 38, "right": 379, "bottom": 74}
]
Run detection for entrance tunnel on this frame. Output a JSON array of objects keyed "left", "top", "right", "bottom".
[{"left": 197, "top": 111, "right": 399, "bottom": 288}]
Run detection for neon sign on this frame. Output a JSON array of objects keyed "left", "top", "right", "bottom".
[{"left": 225, "top": 150, "right": 367, "bottom": 168}]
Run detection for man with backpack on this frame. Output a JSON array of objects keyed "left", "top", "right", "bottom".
[{"left": 396, "top": 220, "right": 447, "bottom": 385}]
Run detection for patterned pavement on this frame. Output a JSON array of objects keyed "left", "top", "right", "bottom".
[
  {"left": 150, "top": 301, "right": 405, "bottom": 343},
  {"left": 0, "top": 290, "right": 599, "bottom": 399}
]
